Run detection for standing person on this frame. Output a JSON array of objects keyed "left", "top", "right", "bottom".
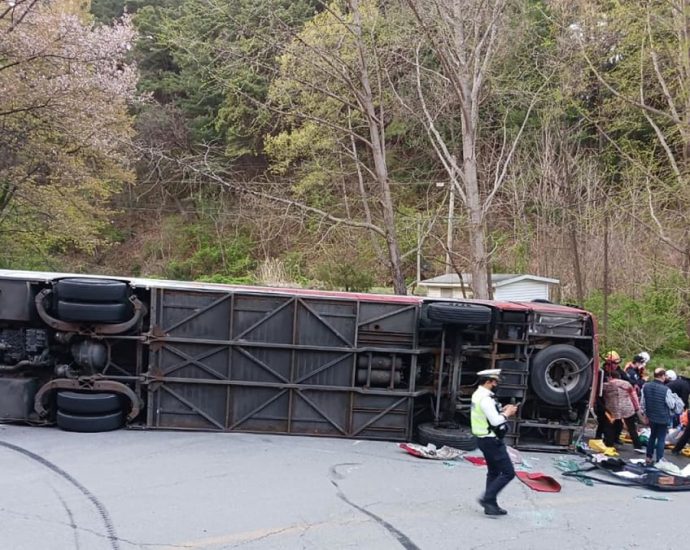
[
  {"left": 641, "top": 368, "right": 676, "bottom": 465},
  {"left": 624, "top": 355, "right": 647, "bottom": 397},
  {"left": 668, "top": 372, "right": 690, "bottom": 450},
  {"left": 602, "top": 370, "right": 643, "bottom": 450},
  {"left": 596, "top": 351, "right": 625, "bottom": 439},
  {"left": 471, "top": 369, "right": 518, "bottom": 516},
  {"left": 603, "top": 351, "right": 632, "bottom": 383},
  {"left": 666, "top": 370, "right": 688, "bottom": 428},
  {"left": 638, "top": 351, "right": 651, "bottom": 366},
  {"left": 668, "top": 372, "right": 690, "bottom": 410}
]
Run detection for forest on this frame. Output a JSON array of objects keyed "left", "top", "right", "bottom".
[{"left": 1, "top": 0, "right": 689, "bottom": 365}]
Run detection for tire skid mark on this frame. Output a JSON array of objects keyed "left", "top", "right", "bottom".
[
  {"left": 328, "top": 462, "right": 362, "bottom": 480},
  {"left": 328, "top": 463, "right": 419, "bottom": 550},
  {"left": 0, "top": 440, "right": 119, "bottom": 550},
  {"left": 330, "top": 480, "right": 420, "bottom": 550},
  {"left": 51, "top": 485, "right": 81, "bottom": 550}
]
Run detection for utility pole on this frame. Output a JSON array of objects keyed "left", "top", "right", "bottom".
[
  {"left": 416, "top": 214, "right": 422, "bottom": 288},
  {"left": 603, "top": 214, "right": 609, "bottom": 347},
  {"left": 445, "top": 184, "right": 455, "bottom": 274}
]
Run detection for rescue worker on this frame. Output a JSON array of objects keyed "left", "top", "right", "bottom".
[
  {"left": 471, "top": 369, "right": 518, "bottom": 516},
  {"left": 602, "top": 370, "right": 643, "bottom": 450},
  {"left": 668, "top": 372, "right": 690, "bottom": 450},
  {"left": 624, "top": 354, "right": 647, "bottom": 397},
  {"left": 596, "top": 351, "right": 626, "bottom": 439},
  {"left": 603, "top": 351, "right": 632, "bottom": 384}
]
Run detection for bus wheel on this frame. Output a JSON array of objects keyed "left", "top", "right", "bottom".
[
  {"left": 56, "top": 410, "right": 124, "bottom": 433},
  {"left": 416, "top": 422, "right": 477, "bottom": 451},
  {"left": 54, "top": 278, "right": 129, "bottom": 302},
  {"left": 56, "top": 300, "right": 131, "bottom": 324},
  {"left": 529, "top": 344, "right": 592, "bottom": 407},
  {"left": 57, "top": 391, "right": 122, "bottom": 415}
]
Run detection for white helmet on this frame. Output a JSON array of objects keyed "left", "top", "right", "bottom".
[
  {"left": 639, "top": 351, "right": 651, "bottom": 364},
  {"left": 666, "top": 369, "right": 678, "bottom": 381}
]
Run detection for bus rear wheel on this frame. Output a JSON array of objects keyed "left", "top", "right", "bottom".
[{"left": 416, "top": 422, "right": 477, "bottom": 451}]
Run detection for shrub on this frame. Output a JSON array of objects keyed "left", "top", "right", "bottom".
[{"left": 583, "top": 277, "right": 690, "bottom": 358}]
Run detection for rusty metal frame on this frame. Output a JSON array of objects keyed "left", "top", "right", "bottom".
[
  {"left": 35, "top": 289, "right": 147, "bottom": 335},
  {"left": 35, "top": 377, "right": 143, "bottom": 421}
]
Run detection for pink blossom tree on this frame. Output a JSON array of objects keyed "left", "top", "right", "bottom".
[{"left": 0, "top": 2, "right": 138, "bottom": 263}]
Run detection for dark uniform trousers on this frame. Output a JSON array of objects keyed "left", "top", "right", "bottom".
[
  {"left": 477, "top": 436, "right": 515, "bottom": 505},
  {"left": 673, "top": 422, "right": 690, "bottom": 454}
]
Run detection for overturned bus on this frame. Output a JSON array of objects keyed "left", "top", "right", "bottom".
[{"left": 0, "top": 269, "right": 597, "bottom": 451}]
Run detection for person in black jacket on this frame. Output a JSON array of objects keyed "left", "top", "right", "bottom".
[
  {"left": 596, "top": 351, "right": 630, "bottom": 440},
  {"left": 624, "top": 355, "right": 647, "bottom": 396},
  {"left": 667, "top": 373, "right": 690, "bottom": 409},
  {"left": 670, "top": 373, "right": 690, "bottom": 455}
]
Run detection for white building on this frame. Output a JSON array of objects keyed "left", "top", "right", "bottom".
[{"left": 417, "top": 273, "right": 559, "bottom": 302}]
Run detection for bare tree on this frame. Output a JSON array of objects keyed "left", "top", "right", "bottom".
[
  {"left": 254, "top": 0, "right": 413, "bottom": 292},
  {"left": 402, "top": 0, "right": 540, "bottom": 298},
  {"left": 569, "top": 0, "right": 690, "bottom": 335}
]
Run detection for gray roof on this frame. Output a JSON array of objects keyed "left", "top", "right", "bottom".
[{"left": 418, "top": 273, "right": 559, "bottom": 287}]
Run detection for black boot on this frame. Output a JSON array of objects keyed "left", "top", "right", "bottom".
[
  {"left": 478, "top": 498, "right": 507, "bottom": 516},
  {"left": 483, "top": 503, "right": 507, "bottom": 516}
]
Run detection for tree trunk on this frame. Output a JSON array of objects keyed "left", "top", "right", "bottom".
[
  {"left": 462, "top": 127, "right": 490, "bottom": 299},
  {"left": 602, "top": 214, "right": 609, "bottom": 346},
  {"left": 351, "top": 0, "right": 406, "bottom": 294},
  {"left": 348, "top": 109, "right": 385, "bottom": 265},
  {"left": 445, "top": 187, "right": 455, "bottom": 274}
]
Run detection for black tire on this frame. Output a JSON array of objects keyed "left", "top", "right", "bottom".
[
  {"left": 56, "top": 410, "right": 124, "bottom": 432},
  {"left": 54, "top": 278, "right": 129, "bottom": 303},
  {"left": 529, "top": 344, "right": 592, "bottom": 407},
  {"left": 426, "top": 302, "right": 493, "bottom": 325},
  {"left": 57, "top": 391, "right": 122, "bottom": 415},
  {"left": 56, "top": 300, "right": 130, "bottom": 324},
  {"left": 416, "top": 422, "right": 478, "bottom": 451}
]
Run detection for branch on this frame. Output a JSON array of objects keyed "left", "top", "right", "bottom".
[
  {"left": 640, "top": 47, "right": 682, "bottom": 182},
  {"left": 578, "top": 37, "right": 684, "bottom": 127},
  {"left": 140, "top": 146, "right": 387, "bottom": 237},
  {"left": 483, "top": 76, "right": 549, "bottom": 216},
  {"left": 412, "top": 44, "right": 467, "bottom": 203},
  {"left": 646, "top": 13, "right": 681, "bottom": 123}
]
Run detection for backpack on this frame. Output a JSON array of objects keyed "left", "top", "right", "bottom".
[{"left": 670, "top": 390, "right": 685, "bottom": 415}]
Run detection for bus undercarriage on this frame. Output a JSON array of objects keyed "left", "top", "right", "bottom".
[{"left": 0, "top": 270, "right": 597, "bottom": 451}]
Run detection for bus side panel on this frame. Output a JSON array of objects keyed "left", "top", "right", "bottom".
[{"left": 145, "top": 288, "right": 422, "bottom": 440}]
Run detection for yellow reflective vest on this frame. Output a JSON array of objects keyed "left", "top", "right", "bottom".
[{"left": 471, "top": 388, "right": 494, "bottom": 437}]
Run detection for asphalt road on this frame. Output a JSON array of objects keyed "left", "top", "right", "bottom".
[{"left": 0, "top": 424, "right": 688, "bottom": 550}]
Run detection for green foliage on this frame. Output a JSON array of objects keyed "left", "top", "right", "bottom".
[
  {"left": 316, "top": 261, "right": 375, "bottom": 293},
  {"left": 584, "top": 276, "right": 690, "bottom": 358},
  {"left": 196, "top": 274, "right": 254, "bottom": 285},
  {"left": 312, "top": 235, "right": 378, "bottom": 292},
  {"left": 139, "top": 0, "right": 317, "bottom": 156},
  {"left": 91, "top": 0, "right": 126, "bottom": 23},
  {"left": 160, "top": 219, "right": 256, "bottom": 281}
]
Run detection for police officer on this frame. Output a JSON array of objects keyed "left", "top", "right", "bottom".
[{"left": 471, "top": 369, "right": 518, "bottom": 516}]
